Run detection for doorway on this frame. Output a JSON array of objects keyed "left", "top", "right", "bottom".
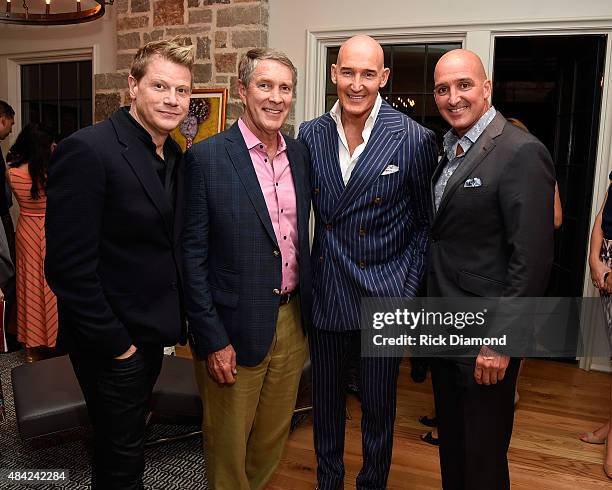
[{"left": 492, "top": 35, "right": 607, "bottom": 297}]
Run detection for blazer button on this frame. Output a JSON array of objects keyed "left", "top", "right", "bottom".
[
  {"left": 326, "top": 223, "right": 332, "bottom": 231},
  {"left": 359, "top": 228, "right": 366, "bottom": 237},
  {"left": 359, "top": 261, "right": 366, "bottom": 269},
  {"left": 314, "top": 187, "right": 320, "bottom": 195},
  {"left": 273, "top": 250, "right": 280, "bottom": 257},
  {"left": 273, "top": 288, "right": 281, "bottom": 295},
  {"left": 373, "top": 197, "right": 382, "bottom": 205}
]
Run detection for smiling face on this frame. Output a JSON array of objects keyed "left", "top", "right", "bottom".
[
  {"left": 238, "top": 59, "right": 294, "bottom": 143},
  {"left": 128, "top": 55, "right": 192, "bottom": 142},
  {"left": 433, "top": 49, "right": 491, "bottom": 137},
  {"left": 331, "top": 35, "right": 389, "bottom": 124}
]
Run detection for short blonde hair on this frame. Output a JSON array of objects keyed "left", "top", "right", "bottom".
[{"left": 130, "top": 38, "right": 194, "bottom": 82}]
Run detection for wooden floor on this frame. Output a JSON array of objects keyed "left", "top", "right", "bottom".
[
  {"left": 176, "top": 347, "right": 612, "bottom": 488},
  {"left": 268, "top": 359, "right": 612, "bottom": 489}
]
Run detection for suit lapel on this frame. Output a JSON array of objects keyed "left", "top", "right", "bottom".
[
  {"left": 331, "top": 102, "right": 405, "bottom": 219},
  {"left": 111, "top": 113, "right": 173, "bottom": 237},
  {"left": 286, "top": 139, "right": 308, "bottom": 242},
  {"left": 225, "top": 124, "right": 278, "bottom": 247},
  {"left": 432, "top": 113, "right": 506, "bottom": 224},
  {"left": 313, "top": 115, "right": 345, "bottom": 211}
]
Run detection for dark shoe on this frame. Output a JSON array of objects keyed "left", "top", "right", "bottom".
[
  {"left": 419, "top": 415, "right": 437, "bottom": 427},
  {"left": 420, "top": 431, "right": 439, "bottom": 446}
]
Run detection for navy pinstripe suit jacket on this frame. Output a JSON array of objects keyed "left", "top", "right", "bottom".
[
  {"left": 299, "top": 101, "right": 438, "bottom": 332},
  {"left": 182, "top": 123, "right": 312, "bottom": 366}
]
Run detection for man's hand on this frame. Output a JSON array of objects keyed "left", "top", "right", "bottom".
[
  {"left": 207, "top": 344, "right": 237, "bottom": 384},
  {"left": 114, "top": 344, "right": 137, "bottom": 360},
  {"left": 474, "top": 346, "right": 510, "bottom": 385}
]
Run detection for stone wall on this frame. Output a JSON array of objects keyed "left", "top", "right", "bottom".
[{"left": 94, "top": 0, "right": 269, "bottom": 129}]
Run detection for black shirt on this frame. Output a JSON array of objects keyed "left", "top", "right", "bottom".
[{"left": 119, "top": 107, "right": 180, "bottom": 209}]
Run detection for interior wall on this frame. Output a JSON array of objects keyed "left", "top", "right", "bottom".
[
  {"left": 269, "top": 0, "right": 612, "bottom": 125},
  {"left": 0, "top": 6, "right": 116, "bottom": 152}
]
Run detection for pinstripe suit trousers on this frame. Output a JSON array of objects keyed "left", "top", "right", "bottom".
[{"left": 310, "top": 328, "right": 401, "bottom": 490}]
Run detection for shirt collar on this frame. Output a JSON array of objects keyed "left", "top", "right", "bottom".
[
  {"left": 443, "top": 106, "right": 497, "bottom": 160},
  {"left": 329, "top": 93, "right": 383, "bottom": 129},
  {"left": 238, "top": 118, "right": 287, "bottom": 154}
]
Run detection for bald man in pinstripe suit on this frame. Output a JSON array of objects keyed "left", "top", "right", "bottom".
[{"left": 298, "top": 35, "right": 438, "bottom": 490}]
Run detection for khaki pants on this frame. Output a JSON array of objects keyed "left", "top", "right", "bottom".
[{"left": 194, "top": 298, "right": 307, "bottom": 490}]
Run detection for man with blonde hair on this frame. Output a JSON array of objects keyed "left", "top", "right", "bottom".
[
  {"left": 183, "top": 48, "right": 311, "bottom": 490},
  {"left": 46, "top": 39, "right": 193, "bottom": 489}
]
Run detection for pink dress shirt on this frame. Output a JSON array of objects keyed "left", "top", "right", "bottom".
[{"left": 238, "top": 119, "right": 299, "bottom": 293}]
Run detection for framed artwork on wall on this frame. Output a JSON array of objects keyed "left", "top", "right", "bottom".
[{"left": 171, "top": 88, "right": 228, "bottom": 152}]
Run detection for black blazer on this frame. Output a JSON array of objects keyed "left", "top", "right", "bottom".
[
  {"left": 45, "top": 110, "right": 186, "bottom": 359},
  {"left": 182, "top": 123, "right": 312, "bottom": 366},
  {"left": 427, "top": 112, "right": 555, "bottom": 299}
]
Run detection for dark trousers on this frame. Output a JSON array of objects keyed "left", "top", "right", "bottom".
[
  {"left": 70, "top": 345, "right": 163, "bottom": 490},
  {"left": 431, "top": 357, "right": 521, "bottom": 490},
  {"left": 310, "top": 328, "right": 401, "bottom": 490}
]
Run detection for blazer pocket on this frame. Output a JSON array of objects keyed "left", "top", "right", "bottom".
[
  {"left": 211, "top": 287, "right": 239, "bottom": 309},
  {"left": 458, "top": 270, "right": 504, "bottom": 297}
]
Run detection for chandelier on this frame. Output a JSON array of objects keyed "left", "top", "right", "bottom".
[{"left": 1, "top": 0, "right": 113, "bottom": 25}]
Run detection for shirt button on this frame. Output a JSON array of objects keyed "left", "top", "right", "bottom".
[
  {"left": 359, "top": 228, "right": 366, "bottom": 237},
  {"left": 273, "top": 288, "right": 281, "bottom": 295},
  {"left": 259, "top": 145, "right": 264, "bottom": 149},
  {"left": 326, "top": 223, "right": 332, "bottom": 231},
  {"left": 264, "top": 158, "right": 268, "bottom": 163},
  {"left": 283, "top": 235, "right": 287, "bottom": 240},
  {"left": 275, "top": 183, "right": 279, "bottom": 186},
  {"left": 359, "top": 261, "right": 366, "bottom": 269},
  {"left": 273, "top": 250, "right": 280, "bottom": 257},
  {"left": 280, "top": 209, "right": 284, "bottom": 213}
]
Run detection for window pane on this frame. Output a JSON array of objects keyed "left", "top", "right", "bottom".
[
  {"left": 391, "top": 45, "right": 426, "bottom": 93},
  {"left": 80, "top": 101, "right": 93, "bottom": 130},
  {"left": 325, "top": 47, "right": 339, "bottom": 94},
  {"left": 60, "top": 62, "right": 79, "bottom": 100},
  {"left": 21, "top": 64, "right": 40, "bottom": 101},
  {"left": 79, "top": 60, "right": 92, "bottom": 99},
  {"left": 40, "top": 102, "right": 58, "bottom": 133},
  {"left": 59, "top": 100, "right": 79, "bottom": 138},
  {"left": 426, "top": 44, "right": 462, "bottom": 91},
  {"left": 40, "top": 64, "right": 59, "bottom": 102}
]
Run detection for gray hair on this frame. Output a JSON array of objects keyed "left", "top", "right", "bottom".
[{"left": 238, "top": 48, "right": 297, "bottom": 88}]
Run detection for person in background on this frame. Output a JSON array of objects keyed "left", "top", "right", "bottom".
[
  {"left": 6, "top": 123, "right": 58, "bottom": 362},
  {"left": 0, "top": 221, "right": 14, "bottom": 422},
  {"left": 580, "top": 177, "right": 612, "bottom": 479},
  {"left": 0, "top": 101, "right": 15, "bottom": 259}
]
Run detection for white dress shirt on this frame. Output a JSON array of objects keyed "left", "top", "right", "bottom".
[{"left": 329, "top": 93, "right": 383, "bottom": 185}]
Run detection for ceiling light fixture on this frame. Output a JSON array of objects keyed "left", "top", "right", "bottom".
[{"left": 1, "top": 0, "right": 113, "bottom": 26}]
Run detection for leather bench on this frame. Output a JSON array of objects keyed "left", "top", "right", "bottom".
[
  {"left": 11, "top": 354, "right": 202, "bottom": 441},
  {"left": 11, "top": 354, "right": 312, "bottom": 441}
]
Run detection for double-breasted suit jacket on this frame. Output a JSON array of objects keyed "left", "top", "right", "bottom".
[{"left": 299, "top": 100, "right": 438, "bottom": 331}]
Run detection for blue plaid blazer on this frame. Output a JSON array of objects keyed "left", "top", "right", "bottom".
[
  {"left": 299, "top": 101, "right": 438, "bottom": 331},
  {"left": 182, "top": 123, "right": 312, "bottom": 366}
]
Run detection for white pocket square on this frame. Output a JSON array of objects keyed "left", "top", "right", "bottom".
[
  {"left": 381, "top": 164, "right": 400, "bottom": 175},
  {"left": 464, "top": 177, "right": 482, "bottom": 188}
]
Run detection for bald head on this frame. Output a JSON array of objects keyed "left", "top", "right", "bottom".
[
  {"left": 434, "top": 49, "right": 488, "bottom": 83},
  {"left": 331, "top": 35, "right": 389, "bottom": 125},
  {"left": 433, "top": 49, "right": 492, "bottom": 136},
  {"left": 337, "top": 35, "right": 385, "bottom": 70}
]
